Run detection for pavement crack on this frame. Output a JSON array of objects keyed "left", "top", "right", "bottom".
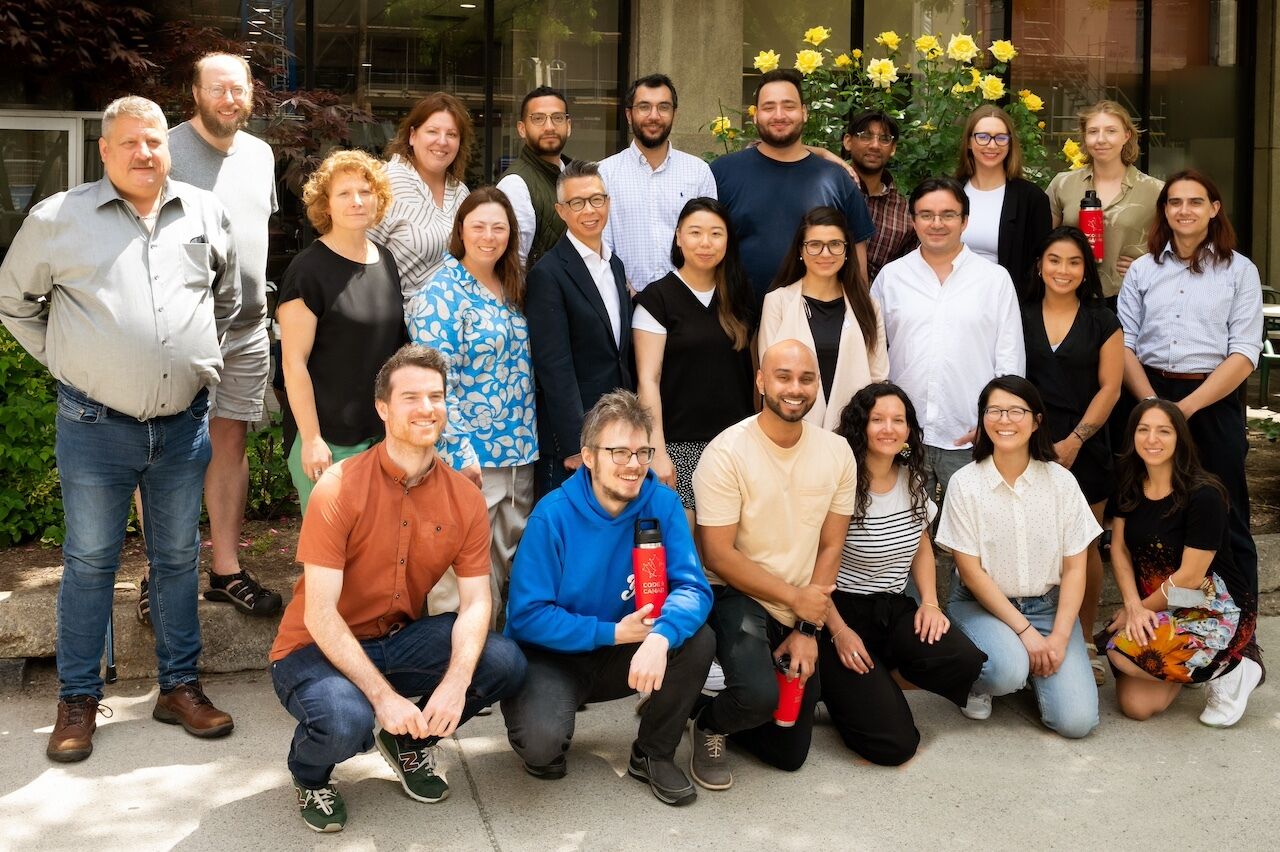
[{"left": 455, "top": 732, "right": 503, "bottom": 852}]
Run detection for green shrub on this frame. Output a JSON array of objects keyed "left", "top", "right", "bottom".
[
  {"left": 246, "top": 417, "right": 298, "bottom": 519},
  {"left": 0, "top": 328, "right": 62, "bottom": 545}
]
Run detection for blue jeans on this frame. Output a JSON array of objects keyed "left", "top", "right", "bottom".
[
  {"left": 54, "top": 383, "right": 212, "bottom": 700},
  {"left": 948, "top": 581, "right": 1099, "bottom": 739},
  {"left": 270, "top": 614, "right": 528, "bottom": 788}
]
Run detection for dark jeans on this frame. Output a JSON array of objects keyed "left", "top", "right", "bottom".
[
  {"left": 270, "top": 613, "right": 528, "bottom": 788},
  {"left": 699, "top": 586, "right": 821, "bottom": 772},
  {"left": 501, "top": 626, "right": 715, "bottom": 766},
  {"left": 817, "top": 591, "right": 985, "bottom": 766}
]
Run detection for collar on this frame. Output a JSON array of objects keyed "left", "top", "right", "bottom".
[
  {"left": 375, "top": 441, "right": 440, "bottom": 487},
  {"left": 1083, "top": 164, "right": 1142, "bottom": 191},
  {"left": 95, "top": 176, "right": 191, "bottom": 215},
  {"left": 862, "top": 169, "right": 898, "bottom": 198},
  {"left": 567, "top": 230, "right": 611, "bottom": 264},
  {"left": 629, "top": 139, "right": 672, "bottom": 172},
  {"left": 977, "top": 456, "right": 1043, "bottom": 493},
  {"left": 518, "top": 145, "right": 567, "bottom": 177}
]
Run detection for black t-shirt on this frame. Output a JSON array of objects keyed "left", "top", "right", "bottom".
[
  {"left": 633, "top": 272, "right": 754, "bottom": 442},
  {"left": 277, "top": 240, "right": 408, "bottom": 451},
  {"left": 803, "top": 294, "right": 844, "bottom": 402}
]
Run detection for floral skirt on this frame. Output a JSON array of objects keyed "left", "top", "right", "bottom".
[{"left": 1104, "top": 573, "right": 1240, "bottom": 684}]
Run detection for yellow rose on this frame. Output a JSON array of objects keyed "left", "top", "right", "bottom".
[
  {"left": 1019, "top": 89, "right": 1044, "bottom": 112},
  {"left": 947, "top": 33, "right": 979, "bottom": 62},
  {"left": 1037, "top": 120, "right": 1046, "bottom": 129},
  {"left": 874, "top": 30, "right": 901, "bottom": 52},
  {"left": 988, "top": 39, "right": 1018, "bottom": 63},
  {"left": 915, "top": 34, "right": 943, "bottom": 60},
  {"left": 952, "top": 67, "right": 981, "bottom": 94},
  {"left": 834, "top": 53, "right": 853, "bottom": 69},
  {"left": 1069, "top": 153, "right": 1087, "bottom": 171},
  {"left": 753, "top": 50, "right": 780, "bottom": 73},
  {"left": 979, "top": 74, "right": 1005, "bottom": 101},
  {"left": 794, "top": 49, "right": 823, "bottom": 75},
  {"left": 921, "top": 122, "right": 936, "bottom": 132},
  {"left": 1062, "top": 138, "right": 1082, "bottom": 160},
  {"left": 866, "top": 57, "right": 899, "bottom": 89},
  {"left": 747, "top": 105, "right": 757, "bottom": 119},
  {"left": 710, "top": 116, "right": 732, "bottom": 137},
  {"left": 851, "top": 48, "right": 863, "bottom": 59},
  {"left": 802, "top": 26, "right": 831, "bottom": 47}
]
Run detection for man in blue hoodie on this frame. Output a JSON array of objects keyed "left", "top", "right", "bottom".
[{"left": 501, "top": 390, "right": 715, "bottom": 806}]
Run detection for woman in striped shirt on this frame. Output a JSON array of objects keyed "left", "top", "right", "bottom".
[{"left": 817, "top": 382, "right": 985, "bottom": 766}]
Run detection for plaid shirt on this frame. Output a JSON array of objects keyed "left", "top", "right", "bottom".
[{"left": 863, "top": 171, "right": 917, "bottom": 285}]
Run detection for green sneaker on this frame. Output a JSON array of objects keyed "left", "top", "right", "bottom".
[
  {"left": 294, "top": 781, "right": 346, "bottom": 833},
  {"left": 375, "top": 728, "right": 450, "bottom": 803}
]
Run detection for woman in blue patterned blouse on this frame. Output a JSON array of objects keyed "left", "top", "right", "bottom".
[{"left": 405, "top": 186, "right": 537, "bottom": 622}]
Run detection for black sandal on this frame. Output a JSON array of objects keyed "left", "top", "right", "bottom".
[
  {"left": 136, "top": 576, "right": 152, "bottom": 628},
  {"left": 203, "top": 570, "right": 283, "bottom": 617}
]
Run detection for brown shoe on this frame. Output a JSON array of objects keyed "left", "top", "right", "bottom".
[
  {"left": 47, "top": 695, "right": 104, "bottom": 763},
  {"left": 152, "top": 682, "right": 234, "bottom": 738}
]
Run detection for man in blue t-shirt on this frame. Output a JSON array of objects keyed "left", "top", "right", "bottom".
[{"left": 711, "top": 69, "right": 875, "bottom": 304}]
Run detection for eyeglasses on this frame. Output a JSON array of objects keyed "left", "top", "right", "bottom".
[
  {"left": 852, "top": 130, "right": 895, "bottom": 144},
  {"left": 802, "top": 239, "right": 848, "bottom": 256},
  {"left": 983, "top": 406, "right": 1031, "bottom": 422},
  {"left": 559, "top": 193, "right": 609, "bottom": 211},
  {"left": 594, "top": 446, "right": 655, "bottom": 465},
  {"left": 972, "top": 132, "right": 1012, "bottom": 147},
  {"left": 631, "top": 102, "right": 674, "bottom": 117},
  {"left": 202, "top": 85, "right": 249, "bottom": 100},
  {"left": 526, "top": 112, "right": 569, "bottom": 127},
  {"left": 913, "top": 211, "right": 963, "bottom": 223}
]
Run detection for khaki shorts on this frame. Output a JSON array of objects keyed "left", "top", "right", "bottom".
[{"left": 211, "top": 322, "right": 270, "bottom": 421}]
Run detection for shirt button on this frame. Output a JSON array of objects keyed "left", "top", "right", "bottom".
[
  {"left": 153, "top": 275, "right": 159, "bottom": 281},
  {"left": 436, "top": 526, "right": 442, "bottom": 532},
  {"left": 160, "top": 403, "right": 167, "bottom": 408},
  {"left": 394, "top": 593, "right": 400, "bottom": 600},
  {"left": 399, "top": 558, "right": 405, "bottom": 565},
  {"left": 158, "top": 307, "right": 163, "bottom": 312},
  {"left": 162, "top": 373, "right": 168, "bottom": 378},
  {"left": 402, "top": 520, "right": 408, "bottom": 527}
]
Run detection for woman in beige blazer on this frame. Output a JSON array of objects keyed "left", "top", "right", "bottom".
[{"left": 759, "top": 206, "right": 888, "bottom": 430}]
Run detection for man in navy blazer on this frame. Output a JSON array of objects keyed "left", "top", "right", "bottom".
[{"left": 524, "top": 160, "right": 635, "bottom": 496}]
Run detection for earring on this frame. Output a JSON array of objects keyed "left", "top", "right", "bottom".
[{"left": 898, "top": 442, "right": 911, "bottom": 459}]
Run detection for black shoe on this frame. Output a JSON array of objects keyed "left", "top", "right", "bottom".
[
  {"left": 523, "top": 756, "right": 567, "bottom": 780},
  {"left": 627, "top": 742, "right": 696, "bottom": 806},
  {"left": 204, "top": 569, "right": 283, "bottom": 616}
]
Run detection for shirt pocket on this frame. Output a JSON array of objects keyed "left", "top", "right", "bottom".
[
  {"left": 412, "top": 518, "right": 463, "bottom": 567},
  {"left": 795, "top": 487, "right": 833, "bottom": 527},
  {"left": 179, "top": 242, "right": 214, "bottom": 290}
]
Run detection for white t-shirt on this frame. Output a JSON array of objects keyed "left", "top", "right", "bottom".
[
  {"left": 838, "top": 467, "right": 937, "bottom": 595},
  {"left": 961, "top": 182, "right": 1005, "bottom": 264},
  {"left": 631, "top": 272, "right": 715, "bottom": 334}
]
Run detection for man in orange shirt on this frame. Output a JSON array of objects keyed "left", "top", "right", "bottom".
[{"left": 269, "top": 345, "right": 527, "bottom": 833}]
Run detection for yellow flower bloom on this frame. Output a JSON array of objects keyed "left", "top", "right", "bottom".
[
  {"left": 952, "top": 67, "right": 981, "bottom": 94},
  {"left": 980, "top": 74, "right": 1006, "bottom": 101},
  {"left": 851, "top": 48, "right": 863, "bottom": 59},
  {"left": 1062, "top": 138, "right": 1082, "bottom": 160},
  {"left": 921, "top": 123, "right": 935, "bottom": 132},
  {"left": 747, "top": 105, "right": 757, "bottom": 119},
  {"left": 988, "top": 39, "right": 1018, "bottom": 63},
  {"left": 1069, "top": 153, "right": 1088, "bottom": 170},
  {"left": 834, "top": 53, "right": 853, "bottom": 69},
  {"left": 915, "top": 34, "right": 943, "bottom": 60},
  {"left": 866, "top": 57, "right": 899, "bottom": 89},
  {"left": 794, "top": 49, "right": 823, "bottom": 75},
  {"left": 875, "top": 30, "right": 901, "bottom": 52},
  {"left": 802, "top": 26, "right": 831, "bottom": 47},
  {"left": 947, "top": 33, "right": 979, "bottom": 62},
  {"left": 1018, "top": 89, "right": 1044, "bottom": 112},
  {"left": 1037, "top": 120, "right": 1046, "bottom": 129},
  {"left": 710, "top": 116, "right": 732, "bottom": 136},
  {"left": 753, "top": 50, "right": 780, "bottom": 73}
]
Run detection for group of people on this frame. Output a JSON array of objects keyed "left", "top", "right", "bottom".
[{"left": 0, "top": 55, "right": 1267, "bottom": 835}]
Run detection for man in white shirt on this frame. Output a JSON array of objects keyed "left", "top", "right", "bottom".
[
  {"left": 599, "top": 74, "right": 717, "bottom": 293},
  {"left": 871, "top": 176, "right": 1024, "bottom": 504}
]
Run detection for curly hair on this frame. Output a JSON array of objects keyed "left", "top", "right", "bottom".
[
  {"left": 835, "top": 382, "right": 930, "bottom": 526},
  {"left": 302, "top": 149, "right": 393, "bottom": 235},
  {"left": 384, "top": 92, "right": 474, "bottom": 184}
]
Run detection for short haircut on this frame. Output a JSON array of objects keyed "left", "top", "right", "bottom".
[
  {"left": 955, "top": 104, "right": 1024, "bottom": 182},
  {"left": 302, "top": 149, "right": 393, "bottom": 235},
  {"left": 373, "top": 344, "right": 448, "bottom": 403},
  {"left": 625, "top": 73, "right": 678, "bottom": 109},
  {"left": 581, "top": 390, "right": 653, "bottom": 450},
  {"left": 754, "top": 69, "right": 804, "bottom": 108},
  {"left": 384, "top": 91, "right": 475, "bottom": 184},
  {"left": 971, "top": 375, "right": 1057, "bottom": 463},
  {"left": 520, "top": 85, "right": 568, "bottom": 119},
  {"left": 1078, "top": 100, "right": 1142, "bottom": 166},
  {"left": 101, "top": 96, "right": 167, "bottom": 139},
  {"left": 191, "top": 52, "right": 252, "bottom": 91},
  {"left": 846, "top": 109, "right": 899, "bottom": 141},
  {"left": 555, "top": 159, "right": 602, "bottom": 201},
  {"left": 908, "top": 176, "right": 969, "bottom": 218}
]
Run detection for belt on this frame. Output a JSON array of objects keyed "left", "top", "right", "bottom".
[{"left": 1149, "top": 368, "right": 1209, "bottom": 382}]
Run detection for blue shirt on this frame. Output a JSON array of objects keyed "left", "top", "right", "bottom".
[
  {"left": 711, "top": 147, "right": 875, "bottom": 303},
  {"left": 1118, "top": 244, "right": 1263, "bottom": 373},
  {"left": 405, "top": 255, "right": 539, "bottom": 469}
]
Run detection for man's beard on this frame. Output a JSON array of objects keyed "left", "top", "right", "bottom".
[
  {"left": 531, "top": 131, "right": 567, "bottom": 156},
  {"left": 763, "top": 390, "right": 812, "bottom": 422},
  {"left": 756, "top": 122, "right": 803, "bottom": 148},
  {"left": 197, "top": 100, "right": 250, "bottom": 138},
  {"left": 632, "top": 120, "right": 672, "bottom": 149}
]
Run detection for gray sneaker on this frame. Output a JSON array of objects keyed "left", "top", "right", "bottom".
[{"left": 689, "top": 719, "right": 732, "bottom": 790}]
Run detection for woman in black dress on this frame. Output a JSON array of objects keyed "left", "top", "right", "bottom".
[{"left": 1021, "top": 226, "right": 1123, "bottom": 681}]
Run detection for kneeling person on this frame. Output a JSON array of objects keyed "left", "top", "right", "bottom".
[
  {"left": 502, "top": 391, "right": 715, "bottom": 806},
  {"left": 269, "top": 346, "right": 528, "bottom": 833}
]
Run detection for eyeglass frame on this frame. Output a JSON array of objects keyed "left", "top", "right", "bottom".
[
  {"left": 592, "top": 445, "right": 656, "bottom": 465},
  {"left": 201, "top": 85, "right": 249, "bottom": 100},
  {"left": 525, "top": 112, "right": 570, "bottom": 127},
  {"left": 912, "top": 210, "right": 964, "bottom": 223},
  {"left": 971, "top": 131, "right": 1012, "bottom": 147},
  {"left": 629, "top": 102, "right": 674, "bottom": 117},
  {"left": 558, "top": 193, "right": 610, "bottom": 212},
  {"left": 802, "top": 239, "right": 849, "bottom": 256},
  {"left": 850, "top": 130, "right": 896, "bottom": 145},
  {"left": 982, "top": 406, "right": 1032, "bottom": 422}
]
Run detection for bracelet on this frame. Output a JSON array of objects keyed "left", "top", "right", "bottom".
[
  {"left": 830, "top": 626, "right": 850, "bottom": 644},
  {"left": 921, "top": 602, "right": 944, "bottom": 612},
  {"left": 1015, "top": 622, "right": 1033, "bottom": 636},
  {"left": 1071, "top": 429, "right": 1087, "bottom": 443}
]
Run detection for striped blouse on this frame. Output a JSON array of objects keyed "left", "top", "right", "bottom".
[
  {"left": 370, "top": 154, "right": 469, "bottom": 305},
  {"left": 838, "top": 467, "right": 937, "bottom": 595}
]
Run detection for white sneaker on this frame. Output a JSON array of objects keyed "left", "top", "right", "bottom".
[
  {"left": 1199, "top": 657, "right": 1263, "bottom": 728},
  {"left": 961, "top": 692, "right": 992, "bottom": 720},
  {"left": 702, "top": 661, "right": 726, "bottom": 695}
]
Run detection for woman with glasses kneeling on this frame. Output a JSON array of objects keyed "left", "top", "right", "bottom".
[
  {"left": 818, "top": 383, "right": 986, "bottom": 766},
  {"left": 936, "top": 376, "right": 1101, "bottom": 737}
]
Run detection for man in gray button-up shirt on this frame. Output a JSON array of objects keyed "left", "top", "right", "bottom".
[{"left": 0, "top": 95, "right": 241, "bottom": 763}]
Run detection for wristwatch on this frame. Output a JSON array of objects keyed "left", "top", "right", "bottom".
[{"left": 796, "top": 620, "right": 819, "bottom": 638}]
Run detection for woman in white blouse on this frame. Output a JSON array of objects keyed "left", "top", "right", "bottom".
[
  {"left": 936, "top": 375, "right": 1101, "bottom": 738},
  {"left": 371, "top": 92, "right": 473, "bottom": 305}
]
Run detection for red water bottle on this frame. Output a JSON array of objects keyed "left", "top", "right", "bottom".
[
  {"left": 632, "top": 518, "right": 668, "bottom": 618},
  {"left": 1079, "top": 189, "right": 1104, "bottom": 262},
  {"left": 773, "top": 654, "right": 805, "bottom": 727}
]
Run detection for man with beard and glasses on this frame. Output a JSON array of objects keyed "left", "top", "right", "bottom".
[
  {"left": 599, "top": 74, "right": 717, "bottom": 293},
  {"left": 711, "top": 69, "right": 874, "bottom": 305},
  {"left": 842, "top": 110, "right": 917, "bottom": 284},
  {"left": 498, "top": 86, "right": 573, "bottom": 268},
  {"left": 163, "top": 52, "right": 282, "bottom": 619},
  {"left": 687, "top": 340, "right": 856, "bottom": 782}
]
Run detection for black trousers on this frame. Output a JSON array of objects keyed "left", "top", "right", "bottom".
[{"left": 817, "top": 592, "right": 985, "bottom": 767}]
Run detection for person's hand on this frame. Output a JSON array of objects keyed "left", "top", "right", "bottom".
[
  {"left": 831, "top": 625, "right": 874, "bottom": 674},
  {"left": 1053, "top": 437, "right": 1081, "bottom": 469},
  {"left": 460, "top": 464, "right": 484, "bottom": 489},
  {"left": 789, "top": 583, "right": 835, "bottom": 624},
  {"left": 615, "top": 603, "right": 655, "bottom": 644},
  {"left": 913, "top": 603, "right": 951, "bottom": 645},
  {"left": 374, "top": 692, "right": 430, "bottom": 740},
  {"left": 628, "top": 633, "right": 670, "bottom": 693},
  {"left": 421, "top": 674, "right": 467, "bottom": 738},
  {"left": 1115, "top": 255, "right": 1135, "bottom": 279},
  {"left": 563, "top": 453, "right": 584, "bottom": 472},
  {"left": 1176, "top": 397, "right": 1200, "bottom": 421},
  {"left": 953, "top": 428, "right": 978, "bottom": 447},
  {"left": 1018, "top": 625, "right": 1057, "bottom": 678},
  {"left": 775, "top": 631, "right": 820, "bottom": 684},
  {"left": 1121, "top": 600, "right": 1160, "bottom": 646},
  {"left": 301, "top": 435, "right": 333, "bottom": 482},
  {"left": 651, "top": 451, "right": 676, "bottom": 489},
  {"left": 1043, "top": 630, "right": 1071, "bottom": 677}
]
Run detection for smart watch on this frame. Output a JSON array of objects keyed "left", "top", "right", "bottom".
[{"left": 796, "top": 620, "right": 819, "bottom": 638}]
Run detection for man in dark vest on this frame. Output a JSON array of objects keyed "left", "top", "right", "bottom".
[{"left": 497, "top": 86, "right": 572, "bottom": 268}]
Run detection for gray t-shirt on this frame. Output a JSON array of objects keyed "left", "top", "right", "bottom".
[{"left": 168, "top": 122, "right": 277, "bottom": 329}]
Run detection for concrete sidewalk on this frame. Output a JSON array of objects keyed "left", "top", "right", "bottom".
[{"left": 3, "top": 623, "right": 1278, "bottom": 851}]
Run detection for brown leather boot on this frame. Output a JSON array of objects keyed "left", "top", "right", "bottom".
[
  {"left": 152, "top": 682, "right": 234, "bottom": 738},
  {"left": 47, "top": 696, "right": 102, "bottom": 762}
]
